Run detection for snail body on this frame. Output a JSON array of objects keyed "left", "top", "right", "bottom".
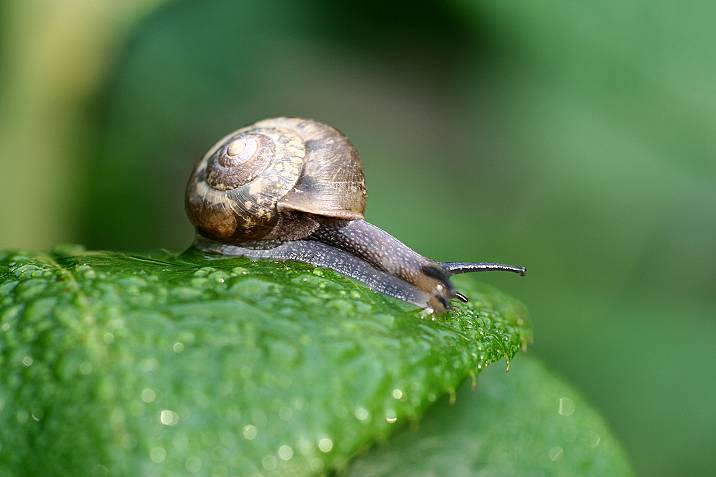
[{"left": 186, "top": 117, "right": 525, "bottom": 312}]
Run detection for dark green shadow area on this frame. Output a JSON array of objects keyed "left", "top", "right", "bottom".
[{"left": 347, "top": 356, "right": 633, "bottom": 477}]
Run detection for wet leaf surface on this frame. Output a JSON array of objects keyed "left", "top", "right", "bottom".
[{"left": 0, "top": 247, "right": 529, "bottom": 476}]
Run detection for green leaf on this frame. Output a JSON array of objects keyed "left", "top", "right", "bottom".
[
  {"left": 347, "top": 355, "right": 633, "bottom": 477},
  {"left": 0, "top": 247, "right": 529, "bottom": 476}
]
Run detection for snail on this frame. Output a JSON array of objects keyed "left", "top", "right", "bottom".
[{"left": 185, "top": 117, "right": 525, "bottom": 312}]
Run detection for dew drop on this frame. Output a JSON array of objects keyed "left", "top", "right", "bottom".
[
  {"left": 93, "top": 464, "right": 109, "bottom": 476},
  {"left": 262, "top": 455, "right": 277, "bottom": 471},
  {"left": 318, "top": 437, "right": 333, "bottom": 453},
  {"left": 242, "top": 424, "right": 258, "bottom": 440},
  {"left": 141, "top": 388, "right": 156, "bottom": 403},
  {"left": 160, "top": 409, "right": 179, "bottom": 426},
  {"left": 353, "top": 406, "right": 370, "bottom": 421},
  {"left": 391, "top": 388, "right": 404, "bottom": 400},
  {"left": 548, "top": 446, "right": 563, "bottom": 461},
  {"left": 278, "top": 445, "right": 294, "bottom": 461},
  {"left": 150, "top": 447, "right": 167, "bottom": 463},
  {"left": 558, "top": 397, "right": 575, "bottom": 416}
]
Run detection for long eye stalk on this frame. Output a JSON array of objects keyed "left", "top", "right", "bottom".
[{"left": 441, "top": 262, "right": 527, "bottom": 276}]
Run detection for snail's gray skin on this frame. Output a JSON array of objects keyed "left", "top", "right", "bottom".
[{"left": 186, "top": 117, "right": 525, "bottom": 312}]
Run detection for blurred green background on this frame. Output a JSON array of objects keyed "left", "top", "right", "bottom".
[{"left": 1, "top": 1, "right": 714, "bottom": 475}]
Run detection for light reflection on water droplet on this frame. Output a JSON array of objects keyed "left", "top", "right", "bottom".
[
  {"left": 262, "top": 455, "right": 277, "bottom": 470},
  {"left": 150, "top": 447, "right": 167, "bottom": 463},
  {"left": 231, "top": 266, "right": 249, "bottom": 276},
  {"left": 419, "top": 308, "right": 433, "bottom": 319},
  {"left": 385, "top": 410, "right": 397, "bottom": 424},
  {"left": 354, "top": 407, "right": 370, "bottom": 421},
  {"left": 141, "top": 388, "right": 156, "bottom": 403},
  {"left": 242, "top": 424, "right": 258, "bottom": 440},
  {"left": 21, "top": 356, "right": 33, "bottom": 367},
  {"left": 172, "top": 342, "right": 185, "bottom": 353},
  {"left": 278, "top": 445, "right": 294, "bottom": 461},
  {"left": 160, "top": 409, "right": 179, "bottom": 426},
  {"left": 548, "top": 446, "right": 563, "bottom": 461},
  {"left": 589, "top": 433, "right": 601, "bottom": 448},
  {"left": 93, "top": 464, "right": 109, "bottom": 475},
  {"left": 391, "top": 388, "right": 404, "bottom": 400},
  {"left": 558, "top": 397, "right": 575, "bottom": 416},
  {"left": 318, "top": 437, "right": 333, "bottom": 453}
]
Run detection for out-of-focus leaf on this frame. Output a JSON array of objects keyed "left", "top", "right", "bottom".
[
  {"left": 0, "top": 247, "right": 529, "bottom": 476},
  {"left": 347, "top": 356, "right": 633, "bottom": 477}
]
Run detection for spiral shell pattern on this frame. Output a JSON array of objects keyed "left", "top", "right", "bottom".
[
  {"left": 186, "top": 126, "right": 305, "bottom": 242},
  {"left": 186, "top": 117, "right": 367, "bottom": 245}
]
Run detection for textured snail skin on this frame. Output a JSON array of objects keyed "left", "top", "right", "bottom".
[
  {"left": 194, "top": 236, "right": 436, "bottom": 309},
  {"left": 309, "top": 219, "right": 455, "bottom": 310},
  {"left": 186, "top": 117, "right": 525, "bottom": 312}
]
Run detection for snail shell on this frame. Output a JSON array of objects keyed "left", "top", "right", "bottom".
[
  {"left": 186, "top": 118, "right": 366, "bottom": 243},
  {"left": 186, "top": 117, "right": 525, "bottom": 312}
]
